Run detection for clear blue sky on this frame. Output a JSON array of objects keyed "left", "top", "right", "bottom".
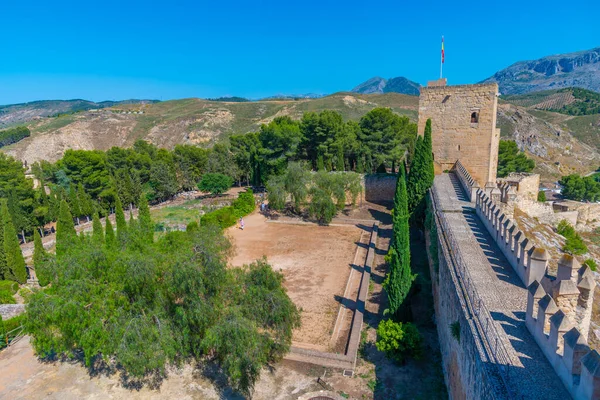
[{"left": 1, "top": 0, "right": 598, "bottom": 104}]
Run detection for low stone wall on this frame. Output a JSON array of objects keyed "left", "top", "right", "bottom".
[{"left": 364, "top": 174, "right": 396, "bottom": 203}]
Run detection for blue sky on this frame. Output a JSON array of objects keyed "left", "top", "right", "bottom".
[{"left": 0, "top": 0, "right": 598, "bottom": 104}]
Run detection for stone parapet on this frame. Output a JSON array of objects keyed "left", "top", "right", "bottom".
[
  {"left": 526, "top": 281, "right": 600, "bottom": 399},
  {"left": 452, "top": 160, "right": 480, "bottom": 202}
]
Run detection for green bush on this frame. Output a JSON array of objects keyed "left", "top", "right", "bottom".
[
  {"left": 584, "top": 259, "right": 598, "bottom": 272},
  {"left": 375, "top": 319, "right": 423, "bottom": 362},
  {"left": 3, "top": 314, "right": 24, "bottom": 333},
  {"left": 557, "top": 220, "right": 588, "bottom": 255},
  {"left": 198, "top": 173, "right": 234, "bottom": 195},
  {"left": 0, "top": 290, "right": 16, "bottom": 304},
  {"left": 201, "top": 190, "right": 255, "bottom": 229},
  {"left": 537, "top": 191, "right": 546, "bottom": 202},
  {"left": 0, "top": 280, "right": 19, "bottom": 294}
]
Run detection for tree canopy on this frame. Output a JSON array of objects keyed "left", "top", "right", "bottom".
[
  {"left": 27, "top": 200, "right": 300, "bottom": 396},
  {"left": 497, "top": 140, "right": 535, "bottom": 178}
]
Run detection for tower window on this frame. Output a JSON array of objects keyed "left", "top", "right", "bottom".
[{"left": 471, "top": 111, "right": 479, "bottom": 124}]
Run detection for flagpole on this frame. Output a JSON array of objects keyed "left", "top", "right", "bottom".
[{"left": 440, "top": 35, "right": 444, "bottom": 79}]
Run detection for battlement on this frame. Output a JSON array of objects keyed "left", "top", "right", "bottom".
[
  {"left": 476, "top": 189, "right": 599, "bottom": 398},
  {"left": 452, "top": 160, "right": 480, "bottom": 202},
  {"left": 526, "top": 282, "right": 600, "bottom": 399}
]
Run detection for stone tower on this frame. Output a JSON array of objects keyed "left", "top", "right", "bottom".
[{"left": 417, "top": 79, "right": 501, "bottom": 188}]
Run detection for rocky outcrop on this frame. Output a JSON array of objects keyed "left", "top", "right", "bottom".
[{"left": 482, "top": 47, "right": 600, "bottom": 95}]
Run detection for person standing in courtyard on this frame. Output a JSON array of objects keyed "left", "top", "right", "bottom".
[{"left": 240, "top": 217, "right": 244, "bottom": 230}]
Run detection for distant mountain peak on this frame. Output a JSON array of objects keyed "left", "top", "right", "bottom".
[
  {"left": 482, "top": 46, "right": 600, "bottom": 95},
  {"left": 351, "top": 76, "right": 420, "bottom": 95}
]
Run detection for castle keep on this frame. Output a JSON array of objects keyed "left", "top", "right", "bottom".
[{"left": 418, "top": 79, "right": 500, "bottom": 188}]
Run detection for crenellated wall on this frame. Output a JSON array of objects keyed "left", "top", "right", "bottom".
[
  {"left": 476, "top": 188, "right": 600, "bottom": 399},
  {"left": 526, "top": 282, "right": 600, "bottom": 399},
  {"left": 452, "top": 160, "right": 480, "bottom": 202}
]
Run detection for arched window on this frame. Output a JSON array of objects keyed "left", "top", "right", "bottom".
[{"left": 471, "top": 111, "right": 479, "bottom": 124}]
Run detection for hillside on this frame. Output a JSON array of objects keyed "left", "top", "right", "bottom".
[
  {"left": 2, "top": 92, "right": 419, "bottom": 163},
  {"left": 351, "top": 76, "right": 421, "bottom": 95},
  {"left": 2, "top": 91, "right": 599, "bottom": 182},
  {"left": 502, "top": 87, "right": 600, "bottom": 115},
  {"left": 482, "top": 47, "right": 600, "bottom": 95},
  {"left": 0, "top": 99, "right": 157, "bottom": 129}
]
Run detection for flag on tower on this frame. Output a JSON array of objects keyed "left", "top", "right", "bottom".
[{"left": 441, "top": 36, "right": 445, "bottom": 64}]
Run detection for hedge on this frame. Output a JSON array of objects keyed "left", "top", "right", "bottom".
[{"left": 201, "top": 189, "right": 255, "bottom": 229}]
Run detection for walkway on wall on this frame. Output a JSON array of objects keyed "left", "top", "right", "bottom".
[{"left": 433, "top": 173, "right": 570, "bottom": 399}]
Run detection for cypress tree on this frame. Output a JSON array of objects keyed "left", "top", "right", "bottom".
[
  {"left": 33, "top": 229, "right": 47, "bottom": 270},
  {"left": 3, "top": 208, "right": 27, "bottom": 283},
  {"left": 423, "top": 119, "right": 435, "bottom": 188},
  {"left": 105, "top": 217, "right": 116, "bottom": 248},
  {"left": 56, "top": 199, "right": 76, "bottom": 257},
  {"left": 115, "top": 196, "right": 127, "bottom": 243},
  {"left": 128, "top": 209, "right": 137, "bottom": 231},
  {"left": 0, "top": 203, "right": 7, "bottom": 280},
  {"left": 92, "top": 212, "right": 104, "bottom": 244},
  {"left": 68, "top": 187, "right": 82, "bottom": 224},
  {"left": 77, "top": 183, "right": 93, "bottom": 222},
  {"left": 406, "top": 135, "right": 425, "bottom": 214},
  {"left": 137, "top": 195, "right": 153, "bottom": 243},
  {"left": 384, "top": 163, "right": 414, "bottom": 316}
]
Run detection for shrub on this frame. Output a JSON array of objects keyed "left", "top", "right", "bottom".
[
  {"left": 375, "top": 319, "right": 423, "bottom": 362},
  {"left": 584, "top": 259, "right": 598, "bottom": 272},
  {"left": 198, "top": 173, "right": 234, "bottom": 195},
  {"left": 0, "top": 290, "right": 16, "bottom": 304},
  {"left": 537, "top": 191, "right": 546, "bottom": 202},
  {"left": 557, "top": 220, "right": 588, "bottom": 255},
  {"left": 201, "top": 190, "right": 255, "bottom": 229},
  {"left": 0, "top": 280, "right": 19, "bottom": 294}
]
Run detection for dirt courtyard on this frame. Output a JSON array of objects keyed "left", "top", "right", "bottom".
[{"left": 228, "top": 212, "right": 364, "bottom": 352}]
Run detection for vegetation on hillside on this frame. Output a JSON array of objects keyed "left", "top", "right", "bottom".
[
  {"left": 503, "top": 87, "right": 600, "bottom": 116},
  {"left": 27, "top": 199, "right": 300, "bottom": 396},
  {"left": 557, "top": 220, "right": 588, "bottom": 256},
  {"left": 559, "top": 173, "right": 600, "bottom": 202},
  {"left": 497, "top": 140, "right": 536, "bottom": 177},
  {"left": 206, "top": 96, "right": 250, "bottom": 102},
  {"left": 0, "top": 126, "right": 30, "bottom": 148}
]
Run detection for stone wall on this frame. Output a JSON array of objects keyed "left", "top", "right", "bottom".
[
  {"left": 418, "top": 83, "right": 500, "bottom": 188},
  {"left": 477, "top": 189, "right": 600, "bottom": 399},
  {"left": 363, "top": 174, "right": 396, "bottom": 203},
  {"left": 428, "top": 193, "right": 508, "bottom": 399},
  {"left": 498, "top": 173, "right": 540, "bottom": 201}
]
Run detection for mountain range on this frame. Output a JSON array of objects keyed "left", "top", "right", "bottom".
[
  {"left": 481, "top": 47, "right": 600, "bottom": 95},
  {"left": 0, "top": 46, "right": 599, "bottom": 183}
]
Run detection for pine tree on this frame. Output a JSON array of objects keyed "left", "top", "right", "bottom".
[
  {"left": 56, "top": 199, "right": 76, "bottom": 257},
  {"left": 115, "top": 196, "right": 127, "bottom": 243},
  {"left": 384, "top": 163, "right": 414, "bottom": 316},
  {"left": 3, "top": 208, "right": 27, "bottom": 283},
  {"left": 92, "top": 212, "right": 104, "bottom": 244},
  {"left": 137, "top": 195, "right": 153, "bottom": 243},
  {"left": 0, "top": 203, "right": 8, "bottom": 280},
  {"left": 105, "top": 217, "right": 116, "bottom": 248},
  {"left": 33, "top": 229, "right": 47, "bottom": 270}
]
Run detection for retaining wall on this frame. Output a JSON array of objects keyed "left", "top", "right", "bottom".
[{"left": 364, "top": 174, "right": 396, "bottom": 203}]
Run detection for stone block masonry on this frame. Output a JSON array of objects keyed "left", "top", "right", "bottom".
[
  {"left": 418, "top": 82, "right": 501, "bottom": 188},
  {"left": 477, "top": 188, "right": 600, "bottom": 399},
  {"left": 428, "top": 173, "right": 571, "bottom": 399}
]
